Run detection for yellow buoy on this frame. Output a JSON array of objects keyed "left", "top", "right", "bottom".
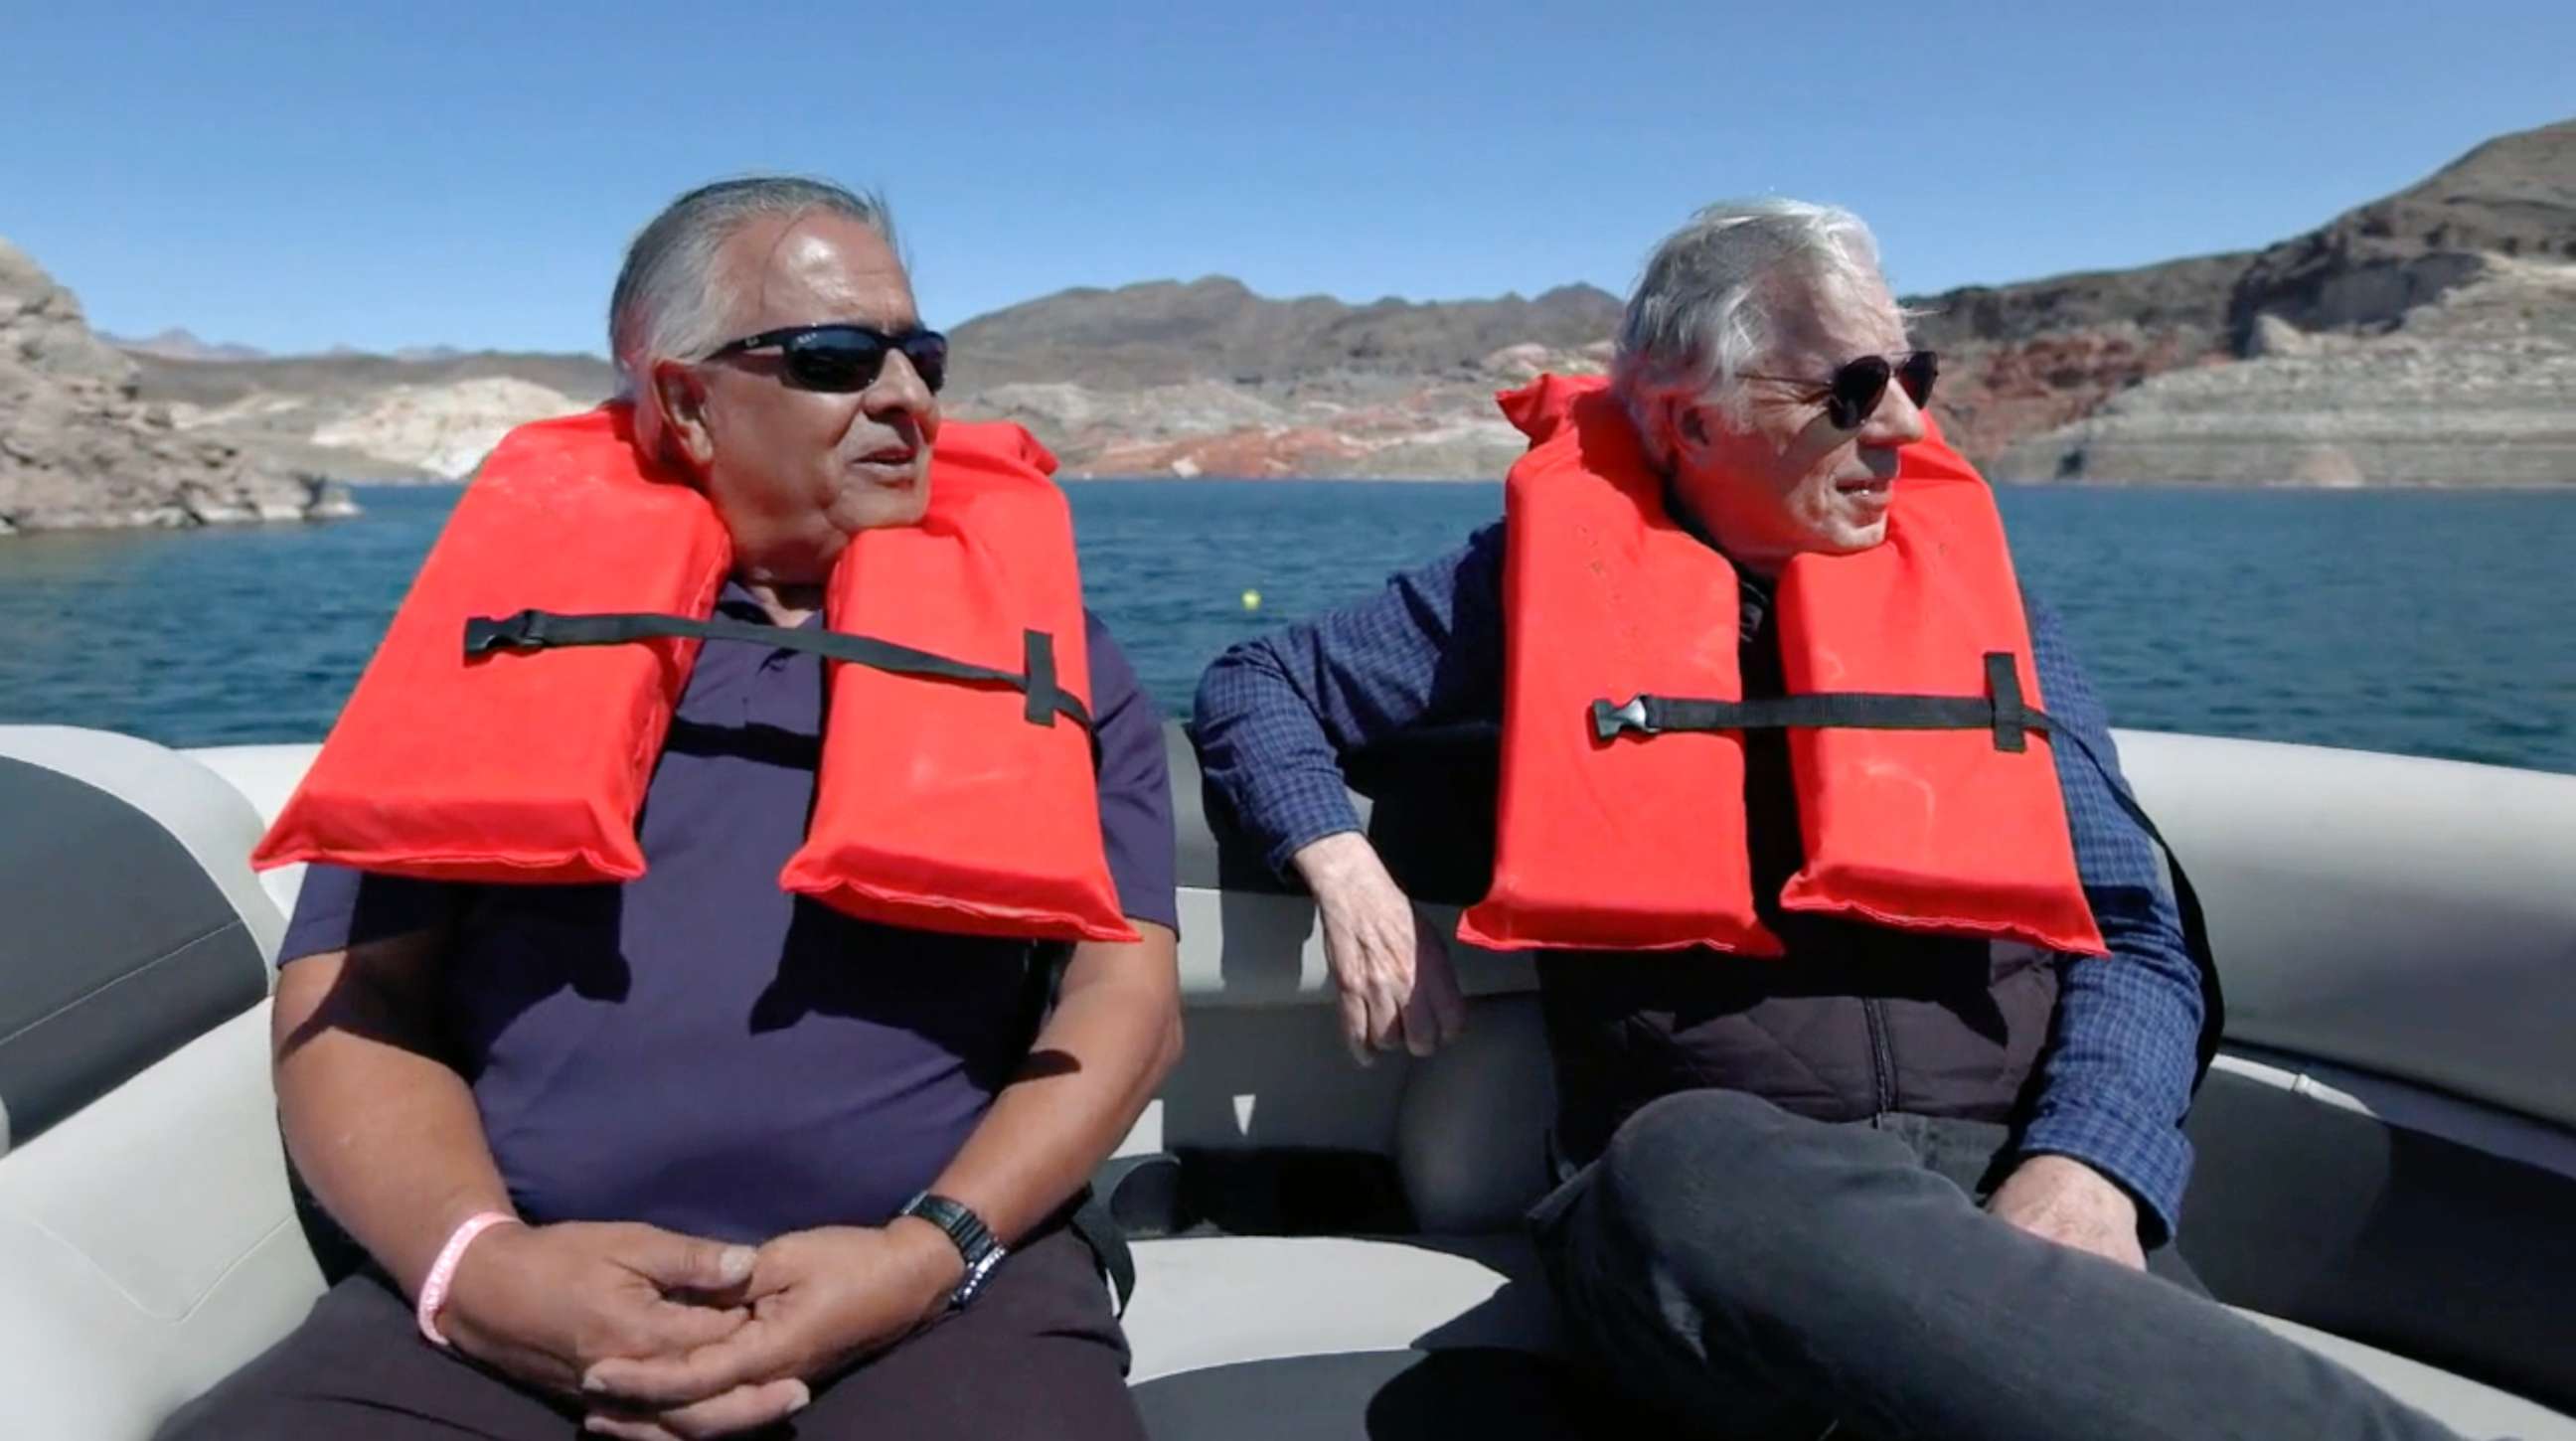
[{"left": 1240, "top": 588, "right": 1263, "bottom": 611}]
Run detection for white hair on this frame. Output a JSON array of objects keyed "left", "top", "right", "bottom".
[
  {"left": 607, "top": 176, "right": 899, "bottom": 398},
  {"left": 1611, "top": 199, "right": 1903, "bottom": 460}
]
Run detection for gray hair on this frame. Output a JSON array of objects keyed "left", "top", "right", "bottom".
[
  {"left": 607, "top": 176, "right": 899, "bottom": 397},
  {"left": 1611, "top": 199, "right": 1901, "bottom": 457}
]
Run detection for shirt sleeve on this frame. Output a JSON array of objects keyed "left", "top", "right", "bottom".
[
  {"left": 1190, "top": 522, "right": 1510, "bottom": 877},
  {"left": 2014, "top": 599, "right": 2208, "bottom": 1245},
  {"left": 274, "top": 863, "right": 467, "bottom": 967},
  {"left": 1084, "top": 612, "right": 1182, "bottom": 935}
]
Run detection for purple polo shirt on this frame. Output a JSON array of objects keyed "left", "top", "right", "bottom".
[{"left": 278, "top": 584, "right": 1178, "bottom": 1244}]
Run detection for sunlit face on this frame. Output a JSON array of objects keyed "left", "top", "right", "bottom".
[
  {"left": 653, "top": 212, "right": 941, "bottom": 587},
  {"left": 1663, "top": 271, "right": 1926, "bottom": 572}
]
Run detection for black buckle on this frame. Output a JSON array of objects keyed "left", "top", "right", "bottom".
[
  {"left": 1590, "top": 696, "right": 1657, "bottom": 742},
  {"left": 462, "top": 609, "right": 547, "bottom": 657}
]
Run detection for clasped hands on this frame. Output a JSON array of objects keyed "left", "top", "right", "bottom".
[{"left": 442, "top": 1216, "right": 965, "bottom": 1439}]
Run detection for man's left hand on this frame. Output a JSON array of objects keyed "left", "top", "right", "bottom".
[
  {"left": 577, "top": 1220, "right": 964, "bottom": 1439},
  {"left": 1986, "top": 1154, "right": 2147, "bottom": 1271}
]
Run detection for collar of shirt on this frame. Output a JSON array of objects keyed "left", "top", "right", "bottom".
[{"left": 714, "top": 578, "right": 826, "bottom": 631}]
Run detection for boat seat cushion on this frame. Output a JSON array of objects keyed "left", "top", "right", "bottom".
[
  {"left": 0, "top": 731, "right": 282, "bottom": 1158},
  {"left": 1124, "top": 1235, "right": 2576, "bottom": 1441},
  {"left": 0, "top": 1007, "right": 325, "bottom": 1441},
  {"left": 0, "top": 730, "right": 320, "bottom": 1440}
]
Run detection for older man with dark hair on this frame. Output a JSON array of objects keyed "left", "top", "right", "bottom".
[
  {"left": 1193, "top": 201, "right": 2466, "bottom": 1439},
  {"left": 164, "top": 178, "right": 1180, "bottom": 1441}
]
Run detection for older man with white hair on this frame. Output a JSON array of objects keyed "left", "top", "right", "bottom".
[
  {"left": 1193, "top": 201, "right": 2465, "bottom": 1438},
  {"left": 163, "top": 178, "right": 1181, "bottom": 1440}
]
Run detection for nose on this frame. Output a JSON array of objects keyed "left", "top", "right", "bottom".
[
  {"left": 1860, "top": 370, "right": 1927, "bottom": 447},
  {"left": 863, "top": 346, "right": 936, "bottom": 425}
]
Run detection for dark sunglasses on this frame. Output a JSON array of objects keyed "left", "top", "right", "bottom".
[
  {"left": 1741, "top": 350, "right": 1938, "bottom": 430},
  {"left": 703, "top": 324, "right": 949, "bottom": 395}
]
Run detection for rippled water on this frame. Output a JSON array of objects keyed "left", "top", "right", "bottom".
[{"left": 2, "top": 482, "right": 2570, "bottom": 774}]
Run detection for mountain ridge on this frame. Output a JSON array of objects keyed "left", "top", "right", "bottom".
[
  {"left": 11, "top": 113, "right": 2564, "bottom": 531},
  {"left": 0, "top": 240, "right": 353, "bottom": 535}
]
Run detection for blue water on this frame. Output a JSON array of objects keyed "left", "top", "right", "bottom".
[{"left": 2, "top": 483, "right": 2571, "bottom": 774}]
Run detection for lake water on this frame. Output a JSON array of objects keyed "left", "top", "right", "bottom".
[{"left": 2, "top": 482, "right": 2571, "bottom": 774}]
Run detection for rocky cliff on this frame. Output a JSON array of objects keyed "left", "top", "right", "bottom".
[
  {"left": 946, "top": 276, "right": 1620, "bottom": 387},
  {"left": 936, "top": 279, "right": 1620, "bottom": 477},
  {"left": 109, "top": 281, "right": 1618, "bottom": 486},
  {"left": 1, "top": 240, "right": 354, "bottom": 536},
  {"left": 958, "top": 118, "right": 2571, "bottom": 482},
  {"left": 34, "top": 115, "right": 2568, "bottom": 510},
  {"left": 1928, "top": 116, "right": 2575, "bottom": 484},
  {"left": 955, "top": 333, "right": 1616, "bottom": 479},
  {"left": 136, "top": 349, "right": 611, "bottom": 483},
  {"left": 1999, "top": 256, "right": 2576, "bottom": 485}
]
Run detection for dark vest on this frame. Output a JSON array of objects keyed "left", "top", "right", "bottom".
[
  {"left": 1536, "top": 585, "right": 2060, "bottom": 1164},
  {"left": 1354, "top": 580, "right": 2065, "bottom": 1172}
]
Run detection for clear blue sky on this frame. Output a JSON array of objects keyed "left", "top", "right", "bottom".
[{"left": 5, "top": 1, "right": 2568, "bottom": 357}]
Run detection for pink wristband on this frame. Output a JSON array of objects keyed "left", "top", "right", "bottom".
[{"left": 416, "top": 1211, "right": 520, "bottom": 1348}]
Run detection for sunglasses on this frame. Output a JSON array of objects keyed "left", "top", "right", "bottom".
[
  {"left": 1740, "top": 350, "right": 1938, "bottom": 430},
  {"left": 703, "top": 324, "right": 949, "bottom": 395}
]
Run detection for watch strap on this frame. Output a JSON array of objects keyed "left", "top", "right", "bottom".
[{"left": 899, "top": 1192, "right": 1006, "bottom": 1308}]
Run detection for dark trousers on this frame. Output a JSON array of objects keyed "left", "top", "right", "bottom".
[
  {"left": 158, "top": 1227, "right": 1144, "bottom": 1441},
  {"left": 1531, "top": 1089, "right": 2466, "bottom": 1441}
]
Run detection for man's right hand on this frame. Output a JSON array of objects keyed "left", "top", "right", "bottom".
[
  {"left": 440, "top": 1220, "right": 769, "bottom": 1401},
  {"left": 1293, "top": 832, "right": 1466, "bottom": 1063}
]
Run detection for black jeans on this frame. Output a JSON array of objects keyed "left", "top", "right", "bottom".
[{"left": 1530, "top": 1089, "right": 2467, "bottom": 1441}]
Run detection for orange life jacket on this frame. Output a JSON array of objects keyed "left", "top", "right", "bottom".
[
  {"left": 1457, "top": 374, "right": 2106, "bottom": 958},
  {"left": 252, "top": 402, "right": 1137, "bottom": 944}
]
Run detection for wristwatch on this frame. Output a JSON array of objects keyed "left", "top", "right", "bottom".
[{"left": 897, "top": 1192, "right": 1008, "bottom": 1311}]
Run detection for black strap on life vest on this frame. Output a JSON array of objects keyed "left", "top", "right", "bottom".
[
  {"left": 1591, "top": 652, "right": 2048, "bottom": 752},
  {"left": 464, "top": 610, "right": 1093, "bottom": 732},
  {"left": 1586, "top": 649, "right": 2224, "bottom": 1085}
]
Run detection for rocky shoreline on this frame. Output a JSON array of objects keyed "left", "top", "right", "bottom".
[
  {"left": 2, "top": 239, "right": 363, "bottom": 537},
  {"left": 7, "top": 118, "right": 2568, "bottom": 534},
  {"left": 1992, "top": 259, "right": 2576, "bottom": 487},
  {"left": 0, "top": 477, "right": 359, "bottom": 538}
]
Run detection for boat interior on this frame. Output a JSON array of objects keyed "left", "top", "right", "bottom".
[{"left": 2, "top": 720, "right": 2572, "bottom": 1438}]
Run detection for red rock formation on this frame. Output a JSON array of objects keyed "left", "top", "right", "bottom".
[
  {"left": 1083, "top": 425, "right": 1374, "bottom": 479},
  {"left": 1929, "top": 330, "right": 2226, "bottom": 468}
]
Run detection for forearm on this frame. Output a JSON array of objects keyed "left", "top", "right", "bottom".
[
  {"left": 1193, "top": 638, "right": 1368, "bottom": 872},
  {"left": 2018, "top": 825, "right": 2203, "bottom": 1240},
  {"left": 2020, "top": 949, "right": 2201, "bottom": 1241},
  {"left": 1193, "top": 523, "right": 1509, "bottom": 875},
  {"left": 2017, "top": 598, "right": 2206, "bottom": 1241},
  {"left": 928, "top": 925, "right": 1183, "bottom": 1245},
  {"left": 272, "top": 938, "right": 513, "bottom": 1295}
]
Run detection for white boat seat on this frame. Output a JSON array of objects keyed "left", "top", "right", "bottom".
[
  {"left": 0, "top": 1006, "right": 324, "bottom": 1440},
  {"left": 1124, "top": 1234, "right": 2576, "bottom": 1440},
  {"left": 0, "top": 727, "right": 324, "bottom": 1441},
  {"left": 6, "top": 724, "right": 2574, "bottom": 1438}
]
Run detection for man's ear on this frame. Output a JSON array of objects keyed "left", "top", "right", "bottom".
[
  {"left": 651, "top": 359, "right": 718, "bottom": 475},
  {"left": 1655, "top": 396, "right": 1711, "bottom": 468},
  {"left": 1677, "top": 402, "right": 1711, "bottom": 449}
]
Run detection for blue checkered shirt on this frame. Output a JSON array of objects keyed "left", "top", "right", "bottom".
[{"left": 1192, "top": 520, "right": 2204, "bottom": 1241}]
